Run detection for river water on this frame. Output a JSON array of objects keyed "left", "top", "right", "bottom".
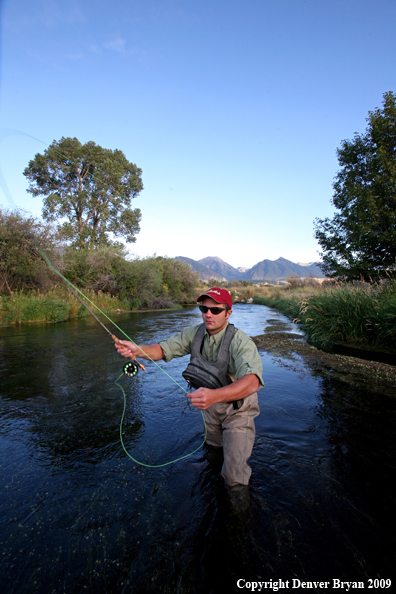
[{"left": 0, "top": 304, "right": 395, "bottom": 593}]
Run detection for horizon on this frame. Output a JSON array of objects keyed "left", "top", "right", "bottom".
[{"left": 176, "top": 254, "right": 321, "bottom": 271}]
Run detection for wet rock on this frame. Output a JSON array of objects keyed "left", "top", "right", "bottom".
[{"left": 252, "top": 332, "right": 396, "bottom": 398}]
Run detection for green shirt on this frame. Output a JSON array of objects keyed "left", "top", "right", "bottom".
[{"left": 159, "top": 323, "right": 264, "bottom": 388}]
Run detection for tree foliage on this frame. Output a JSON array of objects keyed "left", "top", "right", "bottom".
[
  {"left": 62, "top": 248, "right": 199, "bottom": 308},
  {"left": 314, "top": 91, "right": 396, "bottom": 280},
  {"left": 23, "top": 137, "right": 143, "bottom": 250},
  {"left": 0, "top": 209, "right": 59, "bottom": 295}
]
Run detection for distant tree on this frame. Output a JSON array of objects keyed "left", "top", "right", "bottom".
[
  {"left": 207, "top": 278, "right": 227, "bottom": 288},
  {"left": 287, "top": 273, "right": 303, "bottom": 288},
  {"left": 0, "top": 209, "right": 58, "bottom": 295},
  {"left": 314, "top": 91, "right": 396, "bottom": 280},
  {"left": 23, "top": 137, "right": 143, "bottom": 250}
]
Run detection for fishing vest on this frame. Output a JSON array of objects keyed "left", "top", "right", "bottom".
[{"left": 182, "top": 323, "right": 243, "bottom": 410}]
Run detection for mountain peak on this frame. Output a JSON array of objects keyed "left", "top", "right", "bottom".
[
  {"left": 177, "top": 256, "right": 324, "bottom": 282},
  {"left": 197, "top": 256, "right": 245, "bottom": 280},
  {"left": 199, "top": 256, "right": 226, "bottom": 264}
]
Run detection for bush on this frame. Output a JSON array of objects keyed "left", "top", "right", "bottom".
[
  {"left": 0, "top": 208, "right": 60, "bottom": 295},
  {"left": 62, "top": 246, "right": 124, "bottom": 293},
  {"left": 62, "top": 249, "right": 199, "bottom": 309},
  {"left": 21, "top": 298, "right": 71, "bottom": 323}
]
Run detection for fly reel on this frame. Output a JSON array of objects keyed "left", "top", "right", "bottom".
[{"left": 123, "top": 360, "right": 139, "bottom": 378}]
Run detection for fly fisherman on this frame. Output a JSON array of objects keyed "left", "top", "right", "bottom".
[{"left": 115, "top": 287, "right": 263, "bottom": 490}]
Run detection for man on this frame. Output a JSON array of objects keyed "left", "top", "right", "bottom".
[{"left": 115, "top": 287, "right": 263, "bottom": 488}]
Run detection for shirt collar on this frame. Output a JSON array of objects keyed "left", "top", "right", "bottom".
[{"left": 204, "top": 322, "right": 229, "bottom": 343}]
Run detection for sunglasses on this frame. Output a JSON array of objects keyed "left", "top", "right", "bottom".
[{"left": 199, "top": 305, "right": 227, "bottom": 315}]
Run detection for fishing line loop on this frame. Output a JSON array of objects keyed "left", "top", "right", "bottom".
[{"left": 116, "top": 373, "right": 207, "bottom": 468}]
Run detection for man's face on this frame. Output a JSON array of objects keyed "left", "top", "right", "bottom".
[{"left": 200, "top": 297, "right": 232, "bottom": 335}]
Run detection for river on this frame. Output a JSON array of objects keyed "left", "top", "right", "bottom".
[{"left": 0, "top": 304, "right": 395, "bottom": 593}]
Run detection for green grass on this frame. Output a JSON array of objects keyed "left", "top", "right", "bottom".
[
  {"left": 0, "top": 288, "right": 128, "bottom": 326},
  {"left": 253, "top": 293, "right": 301, "bottom": 319},
  {"left": 253, "top": 281, "right": 396, "bottom": 351}
]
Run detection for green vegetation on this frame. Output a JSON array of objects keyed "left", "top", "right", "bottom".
[
  {"left": 1, "top": 293, "right": 71, "bottom": 324},
  {"left": 61, "top": 247, "right": 197, "bottom": 309},
  {"left": 0, "top": 288, "right": 128, "bottom": 325},
  {"left": 0, "top": 252, "right": 197, "bottom": 327},
  {"left": 0, "top": 209, "right": 198, "bottom": 326},
  {"left": 0, "top": 209, "right": 60, "bottom": 295},
  {"left": 253, "top": 290, "right": 301, "bottom": 320},
  {"left": 253, "top": 280, "right": 396, "bottom": 351},
  {"left": 314, "top": 91, "right": 396, "bottom": 280}
]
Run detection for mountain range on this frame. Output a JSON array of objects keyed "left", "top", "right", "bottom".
[{"left": 176, "top": 256, "right": 324, "bottom": 282}]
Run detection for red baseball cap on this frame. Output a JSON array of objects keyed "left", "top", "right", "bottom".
[{"left": 197, "top": 287, "right": 233, "bottom": 309}]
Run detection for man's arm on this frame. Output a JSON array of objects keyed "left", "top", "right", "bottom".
[
  {"left": 115, "top": 340, "right": 165, "bottom": 361},
  {"left": 187, "top": 374, "right": 259, "bottom": 410},
  {"left": 115, "top": 324, "right": 200, "bottom": 363}
]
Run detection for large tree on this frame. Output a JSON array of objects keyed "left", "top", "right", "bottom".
[
  {"left": 23, "top": 137, "right": 143, "bottom": 249},
  {"left": 314, "top": 91, "right": 396, "bottom": 279}
]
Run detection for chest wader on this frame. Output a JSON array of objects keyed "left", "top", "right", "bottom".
[{"left": 182, "top": 323, "right": 243, "bottom": 410}]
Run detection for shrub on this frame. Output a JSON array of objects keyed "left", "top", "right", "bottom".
[
  {"left": 0, "top": 208, "right": 60, "bottom": 295},
  {"left": 21, "top": 298, "right": 71, "bottom": 323}
]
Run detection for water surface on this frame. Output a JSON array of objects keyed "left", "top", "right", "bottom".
[{"left": 0, "top": 305, "right": 395, "bottom": 592}]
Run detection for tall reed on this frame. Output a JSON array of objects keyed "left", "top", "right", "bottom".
[{"left": 254, "top": 281, "right": 396, "bottom": 350}]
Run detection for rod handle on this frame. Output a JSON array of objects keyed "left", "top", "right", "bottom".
[{"left": 112, "top": 335, "right": 146, "bottom": 371}]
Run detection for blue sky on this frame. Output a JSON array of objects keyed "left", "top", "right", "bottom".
[{"left": 0, "top": 0, "right": 395, "bottom": 269}]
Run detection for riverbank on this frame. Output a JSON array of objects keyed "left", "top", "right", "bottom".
[
  {"left": 0, "top": 289, "right": 126, "bottom": 326},
  {"left": 0, "top": 289, "right": 187, "bottom": 327},
  {"left": 253, "top": 322, "right": 396, "bottom": 397},
  {"left": 253, "top": 280, "right": 396, "bottom": 353}
]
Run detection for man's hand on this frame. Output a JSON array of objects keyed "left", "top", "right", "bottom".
[
  {"left": 114, "top": 340, "right": 165, "bottom": 362},
  {"left": 187, "top": 387, "right": 216, "bottom": 410},
  {"left": 186, "top": 375, "right": 259, "bottom": 411},
  {"left": 115, "top": 339, "right": 140, "bottom": 359}
]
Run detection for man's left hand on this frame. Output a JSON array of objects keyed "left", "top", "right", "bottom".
[{"left": 186, "top": 387, "right": 215, "bottom": 410}]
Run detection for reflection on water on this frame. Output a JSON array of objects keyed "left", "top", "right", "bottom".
[{"left": 0, "top": 305, "right": 395, "bottom": 593}]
